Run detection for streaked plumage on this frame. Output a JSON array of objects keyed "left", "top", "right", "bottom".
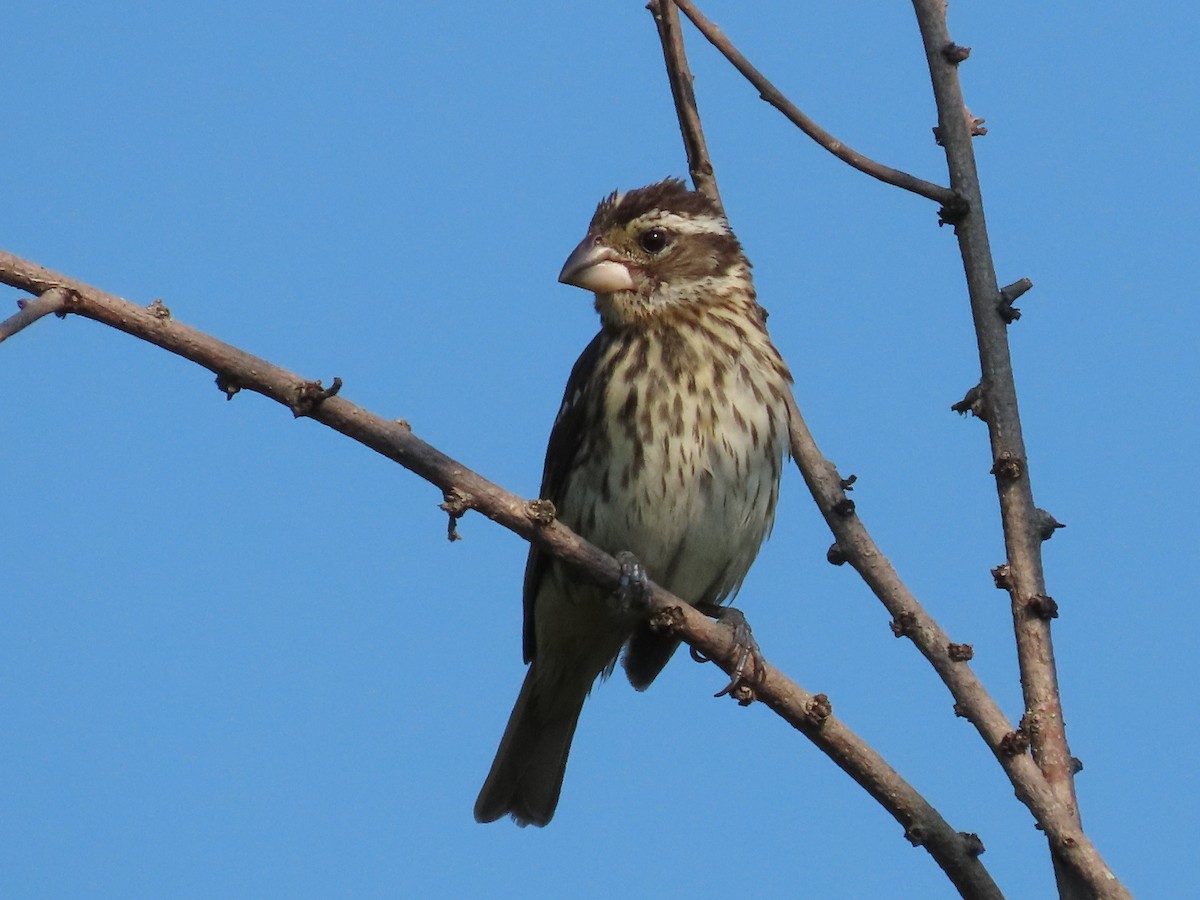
[{"left": 475, "top": 179, "right": 792, "bottom": 827}]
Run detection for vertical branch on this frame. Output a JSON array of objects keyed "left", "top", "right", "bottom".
[
  {"left": 910, "top": 3, "right": 1089, "bottom": 897},
  {"left": 649, "top": 4, "right": 1128, "bottom": 895},
  {"left": 648, "top": 0, "right": 723, "bottom": 210}
]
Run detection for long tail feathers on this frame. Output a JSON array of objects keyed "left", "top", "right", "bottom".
[{"left": 474, "top": 667, "right": 584, "bottom": 828}]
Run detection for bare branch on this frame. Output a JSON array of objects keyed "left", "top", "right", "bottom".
[
  {"left": 783, "top": 395, "right": 1125, "bottom": 896},
  {"left": 0, "top": 246, "right": 998, "bottom": 897},
  {"left": 669, "top": 0, "right": 955, "bottom": 206},
  {"left": 997, "top": 277, "right": 1034, "bottom": 323},
  {"left": 0, "top": 287, "right": 71, "bottom": 342},
  {"left": 646, "top": 8, "right": 1123, "bottom": 891},
  {"left": 648, "top": 0, "right": 723, "bottom": 211},
  {"left": 911, "top": 3, "right": 1128, "bottom": 897}
]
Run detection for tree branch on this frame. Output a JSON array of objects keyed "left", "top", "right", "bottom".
[
  {"left": 784, "top": 396, "right": 1126, "bottom": 898},
  {"left": 0, "top": 286, "right": 70, "bottom": 342},
  {"left": 0, "top": 247, "right": 1002, "bottom": 897},
  {"left": 669, "top": 0, "right": 956, "bottom": 206},
  {"left": 909, "top": 3, "right": 1126, "bottom": 897},
  {"left": 649, "top": 6, "right": 1127, "bottom": 895},
  {"left": 648, "top": 0, "right": 722, "bottom": 210}
]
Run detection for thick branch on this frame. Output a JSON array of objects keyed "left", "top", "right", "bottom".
[
  {"left": 669, "top": 0, "right": 955, "bottom": 206},
  {"left": 911, "top": 3, "right": 1126, "bottom": 897},
  {"left": 0, "top": 248, "right": 997, "bottom": 897}
]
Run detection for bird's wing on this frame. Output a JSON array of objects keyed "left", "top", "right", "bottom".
[{"left": 521, "top": 331, "right": 607, "bottom": 663}]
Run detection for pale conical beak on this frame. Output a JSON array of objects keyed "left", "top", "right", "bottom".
[{"left": 558, "top": 237, "right": 634, "bottom": 294}]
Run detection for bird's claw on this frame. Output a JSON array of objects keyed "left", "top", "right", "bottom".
[
  {"left": 695, "top": 604, "right": 765, "bottom": 705},
  {"left": 612, "top": 550, "right": 650, "bottom": 616}
]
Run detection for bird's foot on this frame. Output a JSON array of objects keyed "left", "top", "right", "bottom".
[
  {"left": 692, "top": 604, "right": 765, "bottom": 705},
  {"left": 611, "top": 550, "right": 650, "bottom": 617}
]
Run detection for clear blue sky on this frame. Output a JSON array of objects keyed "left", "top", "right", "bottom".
[{"left": 3, "top": 3, "right": 1195, "bottom": 897}]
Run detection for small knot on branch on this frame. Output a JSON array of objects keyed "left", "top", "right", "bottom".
[
  {"left": 941, "top": 42, "right": 972, "bottom": 64},
  {"left": 950, "top": 383, "right": 987, "bottom": 420},
  {"left": 947, "top": 642, "right": 974, "bottom": 662},
  {"left": 832, "top": 497, "right": 856, "bottom": 517},
  {"left": 440, "top": 488, "right": 471, "bottom": 542},
  {"left": 147, "top": 298, "right": 172, "bottom": 320},
  {"left": 890, "top": 611, "right": 917, "bottom": 639},
  {"left": 999, "top": 727, "right": 1030, "bottom": 756},
  {"left": 937, "top": 193, "right": 969, "bottom": 227},
  {"left": 652, "top": 604, "right": 687, "bottom": 635},
  {"left": 524, "top": 498, "right": 556, "bottom": 526},
  {"left": 991, "top": 563, "right": 1012, "bottom": 590},
  {"left": 826, "top": 542, "right": 847, "bottom": 566},
  {"left": 55, "top": 287, "right": 83, "bottom": 318},
  {"left": 291, "top": 377, "right": 343, "bottom": 417},
  {"left": 1026, "top": 593, "right": 1059, "bottom": 620},
  {"left": 215, "top": 373, "right": 241, "bottom": 400},
  {"left": 990, "top": 451, "right": 1024, "bottom": 481},
  {"left": 1019, "top": 712, "right": 1038, "bottom": 738},
  {"left": 904, "top": 824, "right": 928, "bottom": 847},
  {"left": 725, "top": 682, "right": 756, "bottom": 706},
  {"left": 1070, "top": 756, "right": 1085, "bottom": 775},
  {"left": 960, "top": 833, "right": 986, "bottom": 857},
  {"left": 934, "top": 108, "right": 987, "bottom": 147},
  {"left": 1033, "top": 508, "right": 1066, "bottom": 542},
  {"left": 967, "top": 109, "right": 988, "bottom": 137},
  {"left": 998, "top": 277, "right": 1033, "bottom": 323},
  {"left": 804, "top": 693, "right": 832, "bottom": 725},
  {"left": 839, "top": 473, "right": 857, "bottom": 491}
]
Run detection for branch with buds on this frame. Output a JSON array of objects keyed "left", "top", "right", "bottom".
[
  {"left": 0, "top": 246, "right": 996, "bottom": 896},
  {"left": 648, "top": 1, "right": 1127, "bottom": 896},
  {"left": 0, "top": 3, "right": 1127, "bottom": 897}
]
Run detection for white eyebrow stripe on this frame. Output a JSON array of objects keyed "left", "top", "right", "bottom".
[{"left": 638, "top": 210, "right": 730, "bottom": 236}]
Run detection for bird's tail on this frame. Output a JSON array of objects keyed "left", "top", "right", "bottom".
[{"left": 474, "top": 665, "right": 585, "bottom": 827}]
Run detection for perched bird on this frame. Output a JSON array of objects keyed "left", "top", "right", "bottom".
[{"left": 474, "top": 178, "right": 792, "bottom": 827}]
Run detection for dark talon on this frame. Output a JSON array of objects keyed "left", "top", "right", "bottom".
[
  {"left": 613, "top": 550, "right": 650, "bottom": 615},
  {"left": 695, "top": 603, "right": 765, "bottom": 701}
]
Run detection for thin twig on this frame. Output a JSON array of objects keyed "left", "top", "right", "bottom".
[
  {"left": 648, "top": 0, "right": 723, "bottom": 211},
  {"left": 0, "top": 287, "right": 71, "bottom": 342},
  {"left": 0, "top": 247, "right": 997, "bottom": 898},
  {"left": 910, "top": 3, "right": 1127, "bottom": 898},
  {"left": 669, "top": 0, "right": 955, "bottom": 206}
]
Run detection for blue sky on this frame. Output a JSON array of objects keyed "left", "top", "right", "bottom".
[{"left": 3, "top": 2, "right": 1196, "bottom": 897}]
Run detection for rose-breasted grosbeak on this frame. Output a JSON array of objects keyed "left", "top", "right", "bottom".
[{"left": 474, "top": 179, "right": 792, "bottom": 827}]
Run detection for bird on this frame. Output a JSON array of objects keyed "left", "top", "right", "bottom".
[{"left": 474, "top": 178, "right": 793, "bottom": 827}]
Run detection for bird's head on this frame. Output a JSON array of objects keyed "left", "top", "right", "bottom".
[{"left": 558, "top": 178, "right": 753, "bottom": 328}]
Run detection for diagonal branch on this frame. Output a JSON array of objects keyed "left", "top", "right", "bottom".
[
  {"left": 0, "top": 286, "right": 71, "bottom": 341},
  {"left": 648, "top": 0, "right": 722, "bottom": 210},
  {"left": 669, "top": 0, "right": 955, "bottom": 206},
  {"left": 908, "top": 3, "right": 1117, "bottom": 898},
  {"left": 783, "top": 396, "right": 1125, "bottom": 898},
  {"left": 649, "top": 8, "right": 1127, "bottom": 897},
  {"left": 0, "top": 247, "right": 998, "bottom": 898}
]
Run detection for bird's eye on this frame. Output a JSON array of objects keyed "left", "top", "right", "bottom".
[{"left": 638, "top": 227, "right": 670, "bottom": 254}]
